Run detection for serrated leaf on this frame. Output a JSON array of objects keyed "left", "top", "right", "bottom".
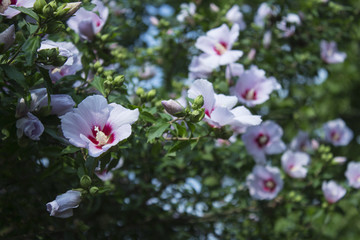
[
  {"left": 12, "top": 6, "right": 39, "bottom": 21},
  {"left": 147, "top": 122, "right": 170, "bottom": 142},
  {"left": 140, "top": 110, "right": 156, "bottom": 123},
  {"left": 22, "top": 36, "right": 41, "bottom": 66}
]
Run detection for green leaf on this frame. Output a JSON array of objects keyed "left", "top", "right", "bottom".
[
  {"left": 140, "top": 110, "right": 156, "bottom": 123},
  {"left": 22, "top": 36, "right": 41, "bottom": 66},
  {"left": 61, "top": 145, "right": 80, "bottom": 155},
  {"left": 147, "top": 122, "right": 170, "bottom": 142},
  {"left": 1, "top": 65, "right": 27, "bottom": 90},
  {"left": 90, "top": 75, "right": 106, "bottom": 96},
  {"left": 12, "top": 6, "right": 39, "bottom": 21}
]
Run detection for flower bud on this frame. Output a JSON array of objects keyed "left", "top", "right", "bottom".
[
  {"left": 16, "top": 113, "right": 44, "bottom": 141},
  {"left": 189, "top": 108, "right": 205, "bottom": 122},
  {"left": 192, "top": 95, "right": 204, "bottom": 110},
  {"left": 114, "top": 75, "right": 124, "bottom": 85},
  {"left": 161, "top": 99, "right": 184, "bottom": 116},
  {"left": 55, "top": 2, "right": 81, "bottom": 20},
  {"left": 46, "top": 190, "right": 81, "bottom": 218},
  {"left": 80, "top": 175, "right": 92, "bottom": 188},
  {"left": 0, "top": 25, "right": 15, "bottom": 53},
  {"left": 42, "top": 4, "right": 54, "bottom": 17},
  {"left": 15, "top": 98, "right": 28, "bottom": 118},
  {"left": 136, "top": 87, "right": 145, "bottom": 96},
  {"left": 33, "top": 0, "right": 47, "bottom": 13},
  {"left": 147, "top": 89, "right": 156, "bottom": 100},
  {"left": 89, "top": 186, "right": 99, "bottom": 195},
  {"left": 93, "top": 61, "right": 102, "bottom": 69}
]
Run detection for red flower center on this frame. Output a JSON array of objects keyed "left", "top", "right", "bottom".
[
  {"left": 242, "top": 88, "right": 257, "bottom": 100},
  {"left": 213, "top": 41, "right": 228, "bottom": 55},
  {"left": 263, "top": 179, "right": 276, "bottom": 192},
  {"left": 255, "top": 133, "right": 269, "bottom": 148},
  {"left": 330, "top": 130, "right": 340, "bottom": 142},
  {"left": 88, "top": 123, "right": 115, "bottom": 149},
  {"left": 10, "top": 0, "right": 17, "bottom": 5}
]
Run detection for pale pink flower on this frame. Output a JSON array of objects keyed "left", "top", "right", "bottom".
[
  {"left": 138, "top": 63, "right": 156, "bottom": 80},
  {"left": 333, "top": 156, "right": 347, "bottom": 164},
  {"left": 95, "top": 158, "right": 124, "bottom": 181},
  {"left": 195, "top": 24, "right": 243, "bottom": 68},
  {"left": 262, "top": 30, "right": 272, "bottom": 48},
  {"left": 322, "top": 180, "right": 346, "bottom": 203},
  {"left": 61, "top": 95, "right": 139, "bottom": 157},
  {"left": 323, "top": 118, "right": 353, "bottom": 146},
  {"left": 46, "top": 190, "right": 81, "bottom": 218},
  {"left": 209, "top": 3, "right": 219, "bottom": 12},
  {"left": 290, "top": 131, "right": 312, "bottom": 152},
  {"left": 188, "top": 79, "right": 261, "bottom": 129},
  {"left": 188, "top": 56, "right": 213, "bottom": 80},
  {"left": 320, "top": 40, "right": 347, "bottom": 64},
  {"left": 16, "top": 88, "right": 75, "bottom": 117},
  {"left": 277, "top": 13, "right": 301, "bottom": 38},
  {"left": 177, "top": 2, "right": 196, "bottom": 22},
  {"left": 231, "top": 65, "right": 280, "bottom": 107},
  {"left": 225, "top": 63, "right": 244, "bottom": 83},
  {"left": 67, "top": 0, "right": 109, "bottom": 40},
  {"left": 254, "top": 3, "right": 278, "bottom": 28},
  {"left": 226, "top": 5, "right": 246, "bottom": 30},
  {"left": 242, "top": 121, "right": 286, "bottom": 164},
  {"left": 246, "top": 165, "right": 283, "bottom": 200},
  {"left": 1, "top": 0, "right": 35, "bottom": 18},
  {"left": 16, "top": 112, "right": 44, "bottom": 140},
  {"left": 345, "top": 162, "right": 360, "bottom": 189},
  {"left": 149, "top": 16, "right": 159, "bottom": 26},
  {"left": 39, "top": 40, "right": 82, "bottom": 81},
  {"left": 281, "top": 150, "right": 310, "bottom": 178}
]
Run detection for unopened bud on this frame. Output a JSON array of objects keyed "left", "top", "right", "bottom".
[
  {"left": 42, "top": 4, "right": 53, "bottom": 17},
  {"left": 33, "top": 0, "right": 47, "bottom": 13},
  {"left": 80, "top": 175, "right": 92, "bottom": 188},
  {"left": 136, "top": 87, "right": 145, "bottom": 96},
  {"left": 147, "top": 89, "right": 156, "bottom": 100},
  {"left": 93, "top": 61, "right": 102, "bottom": 69},
  {"left": 189, "top": 108, "right": 205, "bottom": 122},
  {"left": 114, "top": 75, "right": 124, "bottom": 85},
  {"left": 56, "top": 2, "right": 81, "bottom": 19},
  {"left": 162, "top": 99, "right": 184, "bottom": 116},
  {"left": 192, "top": 95, "right": 204, "bottom": 110},
  {"left": 89, "top": 186, "right": 99, "bottom": 195}
]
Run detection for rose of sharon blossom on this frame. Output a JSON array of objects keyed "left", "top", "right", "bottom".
[
  {"left": 246, "top": 165, "right": 283, "bottom": 200},
  {"left": 242, "top": 121, "right": 286, "bottom": 164},
  {"left": 0, "top": 24, "right": 15, "bottom": 52},
  {"left": 95, "top": 158, "right": 124, "bottom": 181},
  {"left": 225, "top": 63, "right": 244, "bottom": 83},
  {"left": 46, "top": 190, "right": 81, "bottom": 218},
  {"left": 277, "top": 13, "right": 301, "bottom": 38},
  {"left": 177, "top": 2, "right": 196, "bottom": 22},
  {"left": 281, "top": 150, "right": 310, "bottom": 179},
  {"left": 67, "top": 0, "right": 109, "bottom": 41},
  {"left": 254, "top": 3, "right": 278, "bottom": 28},
  {"left": 290, "top": 131, "right": 312, "bottom": 152},
  {"left": 61, "top": 95, "right": 139, "bottom": 157},
  {"left": 16, "top": 88, "right": 75, "bottom": 117},
  {"left": 345, "top": 162, "right": 360, "bottom": 189},
  {"left": 231, "top": 65, "right": 280, "bottom": 107},
  {"left": 1, "top": 0, "right": 35, "bottom": 18},
  {"left": 188, "top": 79, "right": 262, "bottom": 129},
  {"left": 320, "top": 40, "right": 347, "bottom": 64},
  {"left": 16, "top": 112, "right": 44, "bottom": 140},
  {"left": 323, "top": 118, "right": 353, "bottom": 146},
  {"left": 39, "top": 40, "right": 82, "bottom": 81},
  {"left": 188, "top": 56, "right": 213, "bottom": 80},
  {"left": 322, "top": 181, "right": 346, "bottom": 204},
  {"left": 195, "top": 24, "right": 243, "bottom": 68},
  {"left": 226, "top": 5, "right": 246, "bottom": 30}
]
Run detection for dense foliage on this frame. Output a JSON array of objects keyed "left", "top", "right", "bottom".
[{"left": 1, "top": 0, "right": 360, "bottom": 239}]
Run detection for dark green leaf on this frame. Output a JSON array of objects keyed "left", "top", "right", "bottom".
[
  {"left": 12, "top": 6, "right": 39, "bottom": 21},
  {"left": 147, "top": 122, "right": 170, "bottom": 142},
  {"left": 90, "top": 75, "right": 106, "bottom": 96},
  {"left": 22, "top": 36, "right": 41, "bottom": 66}
]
